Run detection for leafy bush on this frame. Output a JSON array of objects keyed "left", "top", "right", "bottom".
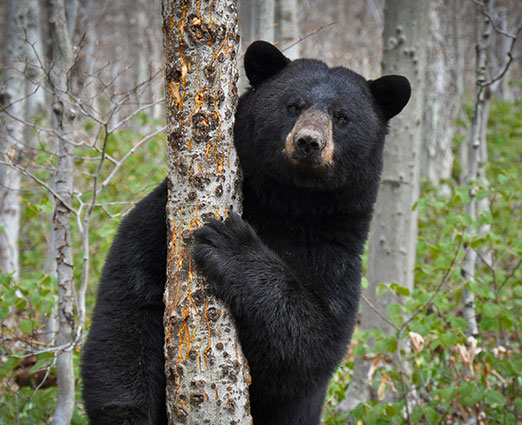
[
  {"left": 0, "top": 118, "right": 166, "bottom": 424},
  {"left": 325, "top": 99, "right": 522, "bottom": 424}
]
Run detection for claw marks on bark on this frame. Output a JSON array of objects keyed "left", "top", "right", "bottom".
[{"left": 162, "top": 0, "right": 251, "bottom": 423}]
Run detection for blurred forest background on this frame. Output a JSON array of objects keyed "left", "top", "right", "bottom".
[{"left": 0, "top": 0, "right": 521, "bottom": 424}]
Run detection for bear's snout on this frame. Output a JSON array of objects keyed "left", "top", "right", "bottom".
[
  {"left": 294, "top": 131, "right": 324, "bottom": 158},
  {"left": 285, "top": 109, "right": 334, "bottom": 167}
]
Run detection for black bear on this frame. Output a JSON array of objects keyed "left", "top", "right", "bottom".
[{"left": 81, "top": 41, "right": 410, "bottom": 425}]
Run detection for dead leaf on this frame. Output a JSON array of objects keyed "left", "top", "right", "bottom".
[{"left": 408, "top": 331, "right": 424, "bottom": 354}]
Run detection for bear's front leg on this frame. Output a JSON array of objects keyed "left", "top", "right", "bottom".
[
  {"left": 192, "top": 213, "right": 341, "bottom": 407},
  {"left": 192, "top": 212, "right": 283, "bottom": 299}
]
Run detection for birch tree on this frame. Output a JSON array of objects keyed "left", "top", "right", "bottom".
[
  {"left": 460, "top": 0, "right": 494, "bottom": 337},
  {"left": 341, "top": 0, "right": 430, "bottom": 412},
  {"left": 161, "top": 0, "right": 251, "bottom": 423},
  {"left": 0, "top": 0, "right": 29, "bottom": 280},
  {"left": 49, "top": 0, "right": 76, "bottom": 423},
  {"left": 275, "top": 0, "right": 300, "bottom": 58},
  {"left": 422, "top": 0, "right": 462, "bottom": 188}
]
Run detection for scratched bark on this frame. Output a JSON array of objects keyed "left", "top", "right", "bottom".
[{"left": 161, "top": 1, "right": 252, "bottom": 424}]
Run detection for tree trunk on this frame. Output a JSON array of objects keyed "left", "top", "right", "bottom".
[
  {"left": 275, "top": 0, "right": 300, "bottom": 59},
  {"left": 49, "top": 0, "right": 76, "bottom": 423},
  {"left": 422, "top": 0, "right": 461, "bottom": 188},
  {"left": 256, "top": 0, "right": 276, "bottom": 42},
  {"left": 238, "top": 0, "right": 276, "bottom": 92},
  {"left": 161, "top": 1, "right": 251, "bottom": 424},
  {"left": 341, "top": 0, "right": 430, "bottom": 412},
  {"left": 25, "top": 0, "right": 46, "bottom": 122},
  {"left": 0, "top": 0, "right": 28, "bottom": 281},
  {"left": 461, "top": 0, "right": 495, "bottom": 338},
  {"left": 65, "top": 0, "right": 78, "bottom": 39}
]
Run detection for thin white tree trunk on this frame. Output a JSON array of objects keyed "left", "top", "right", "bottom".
[
  {"left": 275, "top": 0, "right": 300, "bottom": 59},
  {"left": 161, "top": 0, "right": 252, "bottom": 423},
  {"left": 25, "top": 0, "right": 46, "bottom": 121},
  {"left": 65, "top": 0, "right": 78, "bottom": 39},
  {"left": 256, "top": 0, "right": 276, "bottom": 41},
  {"left": 461, "top": 0, "right": 495, "bottom": 338},
  {"left": 238, "top": 0, "right": 276, "bottom": 91},
  {"left": 341, "top": 0, "right": 430, "bottom": 412},
  {"left": 0, "top": 0, "right": 29, "bottom": 281},
  {"left": 422, "top": 0, "right": 460, "bottom": 188},
  {"left": 50, "top": 0, "right": 77, "bottom": 423}
]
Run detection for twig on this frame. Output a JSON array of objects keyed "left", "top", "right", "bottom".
[
  {"left": 471, "top": 0, "right": 520, "bottom": 39},
  {"left": 100, "top": 125, "right": 166, "bottom": 189},
  {"left": 399, "top": 241, "right": 464, "bottom": 334},
  {"left": 361, "top": 293, "right": 399, "bottom": 332},
  {"left": 282, "top": 21, "right": 338, "bottom": 53},
  {"left": 480, "top": 25, "right": 522, "bottom": 89},
  {"left": 499, "top": 256, "right": 522, "bottom": 290},
  {"left": 0, "top": 160, "right": 76, "bottom": 214}
]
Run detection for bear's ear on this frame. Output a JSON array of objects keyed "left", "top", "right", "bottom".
[
  {"left": 245, "top": 40, "right": 291, "bottom": 87},
  {"left": 368, "top": 75, "right": 411, "bottom": 120}
]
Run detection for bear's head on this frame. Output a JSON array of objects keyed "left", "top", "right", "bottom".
[{"left": 234, "top": 41, "right": 410, "bottom": 213}]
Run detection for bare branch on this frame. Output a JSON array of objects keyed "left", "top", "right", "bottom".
[
  {"left": 101, "top": 125, "right": 166, "bottom": 189},
  {"left": 0, "top": 160, "right": 76, "bottom": 214},
  {"left": 360, "top": 293, "right": 399, "bottom": 332},
  {"left": 400, "top": 241, "right": 464, "bottom": 334},
  {"left": 480, "top": 24, "right": 522, "bottom": 89},
  {"left": 281, "top": 20, "right": 337, "bottom": 53},
  {"left": 471, "top": 0, "right": 520, "bottom": 39}
]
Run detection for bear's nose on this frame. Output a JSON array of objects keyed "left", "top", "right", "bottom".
[{"left": 294, "top": 133, "right": 324, "bottom": 157}]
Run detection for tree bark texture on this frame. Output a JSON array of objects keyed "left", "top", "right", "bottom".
[
  {"left": 299, "top": 0, "right": 383, "bottom": 78},
  {"left": 50, "top": 0, "right": 76, "bottom": 424},
  {"left": 342, "top": 0, "right": 430, "bottom": 411},
  {"left": 161, "top": 1, "right": 252, "bottom": 424},
  {"left": 422, "top": 0, "right": 461, "bottom": 187},
  {"left": 461, "top": 0, "right": 495, "bottom": 338},
  {"left": 238, "top": 0, "right": 276, "bottom": 92},
  {"left": 23, "top": 0, "right": 46, "bottom": 145},
  {"left": 275, "top": 0, "right": 300, "bottom": 59},
  {"left": 0, "top": 0, "right": 28, "bottom": 280}
]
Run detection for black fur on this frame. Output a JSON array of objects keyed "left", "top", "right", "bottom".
[{"left": 81, "top": 41, "right": 410, "bottom": 425}]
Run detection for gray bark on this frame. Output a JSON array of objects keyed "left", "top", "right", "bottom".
[
  {"left": 341, "top": 0, "right": 430, "bottom": 412},
  {"left": 161, "top": 0, "right": 251, "bottom": 424},
  {"left": 65, "top": 0, "right": 78, "bottom": 39},
  {"left": 298, "top": 0, "right": 383, "bottom": 77},
  {"left": 275, "top": 0, "right": 300, "bottom": 59},
  {"left": 0, "top": 0, "right": 29, "bottom": 280},
  {"left": 461, "top": 0, "right": 495, "bottom": 338},
  {"left": 256, "top": 0, "right": 276, "bottom": 42},
  {"left": 422, "top": 0, "right": 461, "bottom": 188},
  {"left": 24, "top": 0, "right": 46, "bottom": 120},
  {"left": 238, "top": 0, "right": 276, "bottom": 92},
  {"left": 49, "top": 0, "right": 76, "bottom": 424}
]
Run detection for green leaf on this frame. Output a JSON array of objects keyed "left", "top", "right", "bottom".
[
  {"left": 20, "top": 319, "right": 35, "bottom": 334},
  {"left": 441, "top": 332, "right": 457, "bottom": 349},
  {"left": 14, "top": 298, "right": 27, "bottom": 310},
  {"left": 422, "top": 406, "right": 439, "bottom": 423},
  {"left": 0, "top": 305, "right": 8, "bottom": 320},
  {"left": 390, "top": 282, "right": 410, "bottom": 297},
  {"left": 439, "top": 387, "right": 456, "bottom": 401},
  {"left": 24, "top": 203, "right": 39, "bottom": 218},
  {"left": 514, "top": 286, "right": 522, "bottom": 298},
  {"left": 385, "top": 405, "right": 397, "bottom": 417},
  {"left": 29, "top": 357, "right": 49, "bottom": 374},
  {"left": 485, "top": 389, "right": 506, "bottom": 407},
  {"left": 482, "top": 303, "right": 501, "bottom": 318},
  {"left": 361, "top": 276, "right": 369, "bottom": 290}
]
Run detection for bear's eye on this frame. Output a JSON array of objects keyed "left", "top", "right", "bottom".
[
  {"left": 287, "top": 103, "right": 301, "bottom": 114},
  {"left": 334, "top": 112, "right": 349, "bottom": 125}
]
